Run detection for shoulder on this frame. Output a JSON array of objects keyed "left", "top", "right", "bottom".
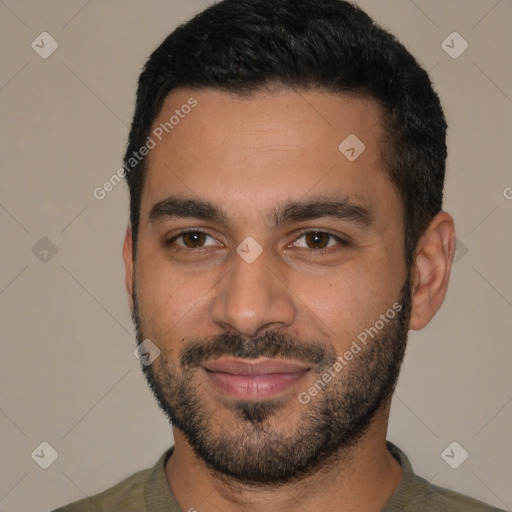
[
  {"left": 426, "top": 481, "right": 505, "bottom": 512},
  {"left": 51, "top": 467, "right": 151, "bottom": 512},
  {"left": 384, "top": 442, "right": 505, "bottom": 512}
]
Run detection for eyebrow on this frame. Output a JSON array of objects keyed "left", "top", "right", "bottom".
[{"left": 148, "top": 195, "right": 373, "bottom": 230}]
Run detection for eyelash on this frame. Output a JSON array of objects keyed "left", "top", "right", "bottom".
[
  {"left": 293, "top": 229, "right": 350, "bottom": 251},
  {"left": 164, "top": 228, "right": 350, "bottom": 252}
]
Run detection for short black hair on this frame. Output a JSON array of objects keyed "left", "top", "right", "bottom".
[{"left": 124, "top": 0, "right": 447, "bottom": 266}]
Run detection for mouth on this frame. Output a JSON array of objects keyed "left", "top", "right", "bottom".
[{"left": 202, "top": 357, "right": 311, "bottom": 399}]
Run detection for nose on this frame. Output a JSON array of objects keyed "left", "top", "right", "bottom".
[{"left": 210, "top": 245, "right": 296, "bottom": 337}]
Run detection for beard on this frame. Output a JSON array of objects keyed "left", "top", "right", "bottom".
[{"left": 132, "top": 273, "right": 412, "bottom": 486}]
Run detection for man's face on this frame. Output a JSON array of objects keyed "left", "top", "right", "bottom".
[{"left": 128, "top": 88, "right": 412, "bottom": 484}]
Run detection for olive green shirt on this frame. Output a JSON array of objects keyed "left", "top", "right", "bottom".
[{"left": 52, "top": 442, "right": 504, "bottom": 511}]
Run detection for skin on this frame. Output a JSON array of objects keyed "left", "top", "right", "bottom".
[{"left": 123, "top": 88, "right": 455, "bottom": 512}]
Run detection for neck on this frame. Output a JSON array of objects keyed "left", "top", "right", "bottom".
[{"left": 165, "top": 404, "right": 402, "bottom": 512}]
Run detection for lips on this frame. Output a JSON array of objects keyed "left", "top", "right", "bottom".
[
  {"left": 203, "top": 357, "right": 310, "bottom": 375},
  {"left": 203, "top": 357, "right": 310, "bottom": 399}
]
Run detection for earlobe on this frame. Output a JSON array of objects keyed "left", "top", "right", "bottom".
[
  {"left": 409, "top": 211, "right": 456, "bottom": 330},
  {"left": 122, "top": 226, "right": 134, "bottom": 311}
]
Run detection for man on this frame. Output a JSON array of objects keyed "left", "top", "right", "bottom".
[{"left": 53, "top": 0, "right": 503, "bottom": 510}]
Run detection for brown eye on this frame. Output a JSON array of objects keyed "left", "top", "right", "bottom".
[
  {"left": 304, "top": 231, "right": 330, "bottom": 249},
  {"left": 167, "top": 230, "right": 218, "bottom": 249},
  {"left": 181, "top": 231, "right": 207, "bottom": 248},
  {"left": 293, "top": 230, "right": 348, "bottom": 250}
]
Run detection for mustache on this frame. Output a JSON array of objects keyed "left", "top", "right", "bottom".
[{"left": 180, "top": 331, "right": 336, "bottom": 370}]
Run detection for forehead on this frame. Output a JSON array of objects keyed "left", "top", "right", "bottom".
[{"left": 142, "top": 87, "right": 401, "bottom": 231}]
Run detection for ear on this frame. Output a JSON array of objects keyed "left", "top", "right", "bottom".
[
  {"left": 122, "top": 225, "right": 135, "bottom": 312},
  {"left": 409, "top": 211, "right": 456, "bottom": 330}
]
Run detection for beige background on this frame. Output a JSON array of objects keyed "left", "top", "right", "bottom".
[{"left": 0, "top": 1, "right": 511, "bottom": 511}]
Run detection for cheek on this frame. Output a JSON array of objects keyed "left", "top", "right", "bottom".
[
  {"left": 135, "top": 254, "right": 213, "bottom": 338},
  {"left": 293, "top": 264, "right": 398, "bottom": 346},
  {"left": 292, "top": 269, "right": 372, "bottom": 339}
]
